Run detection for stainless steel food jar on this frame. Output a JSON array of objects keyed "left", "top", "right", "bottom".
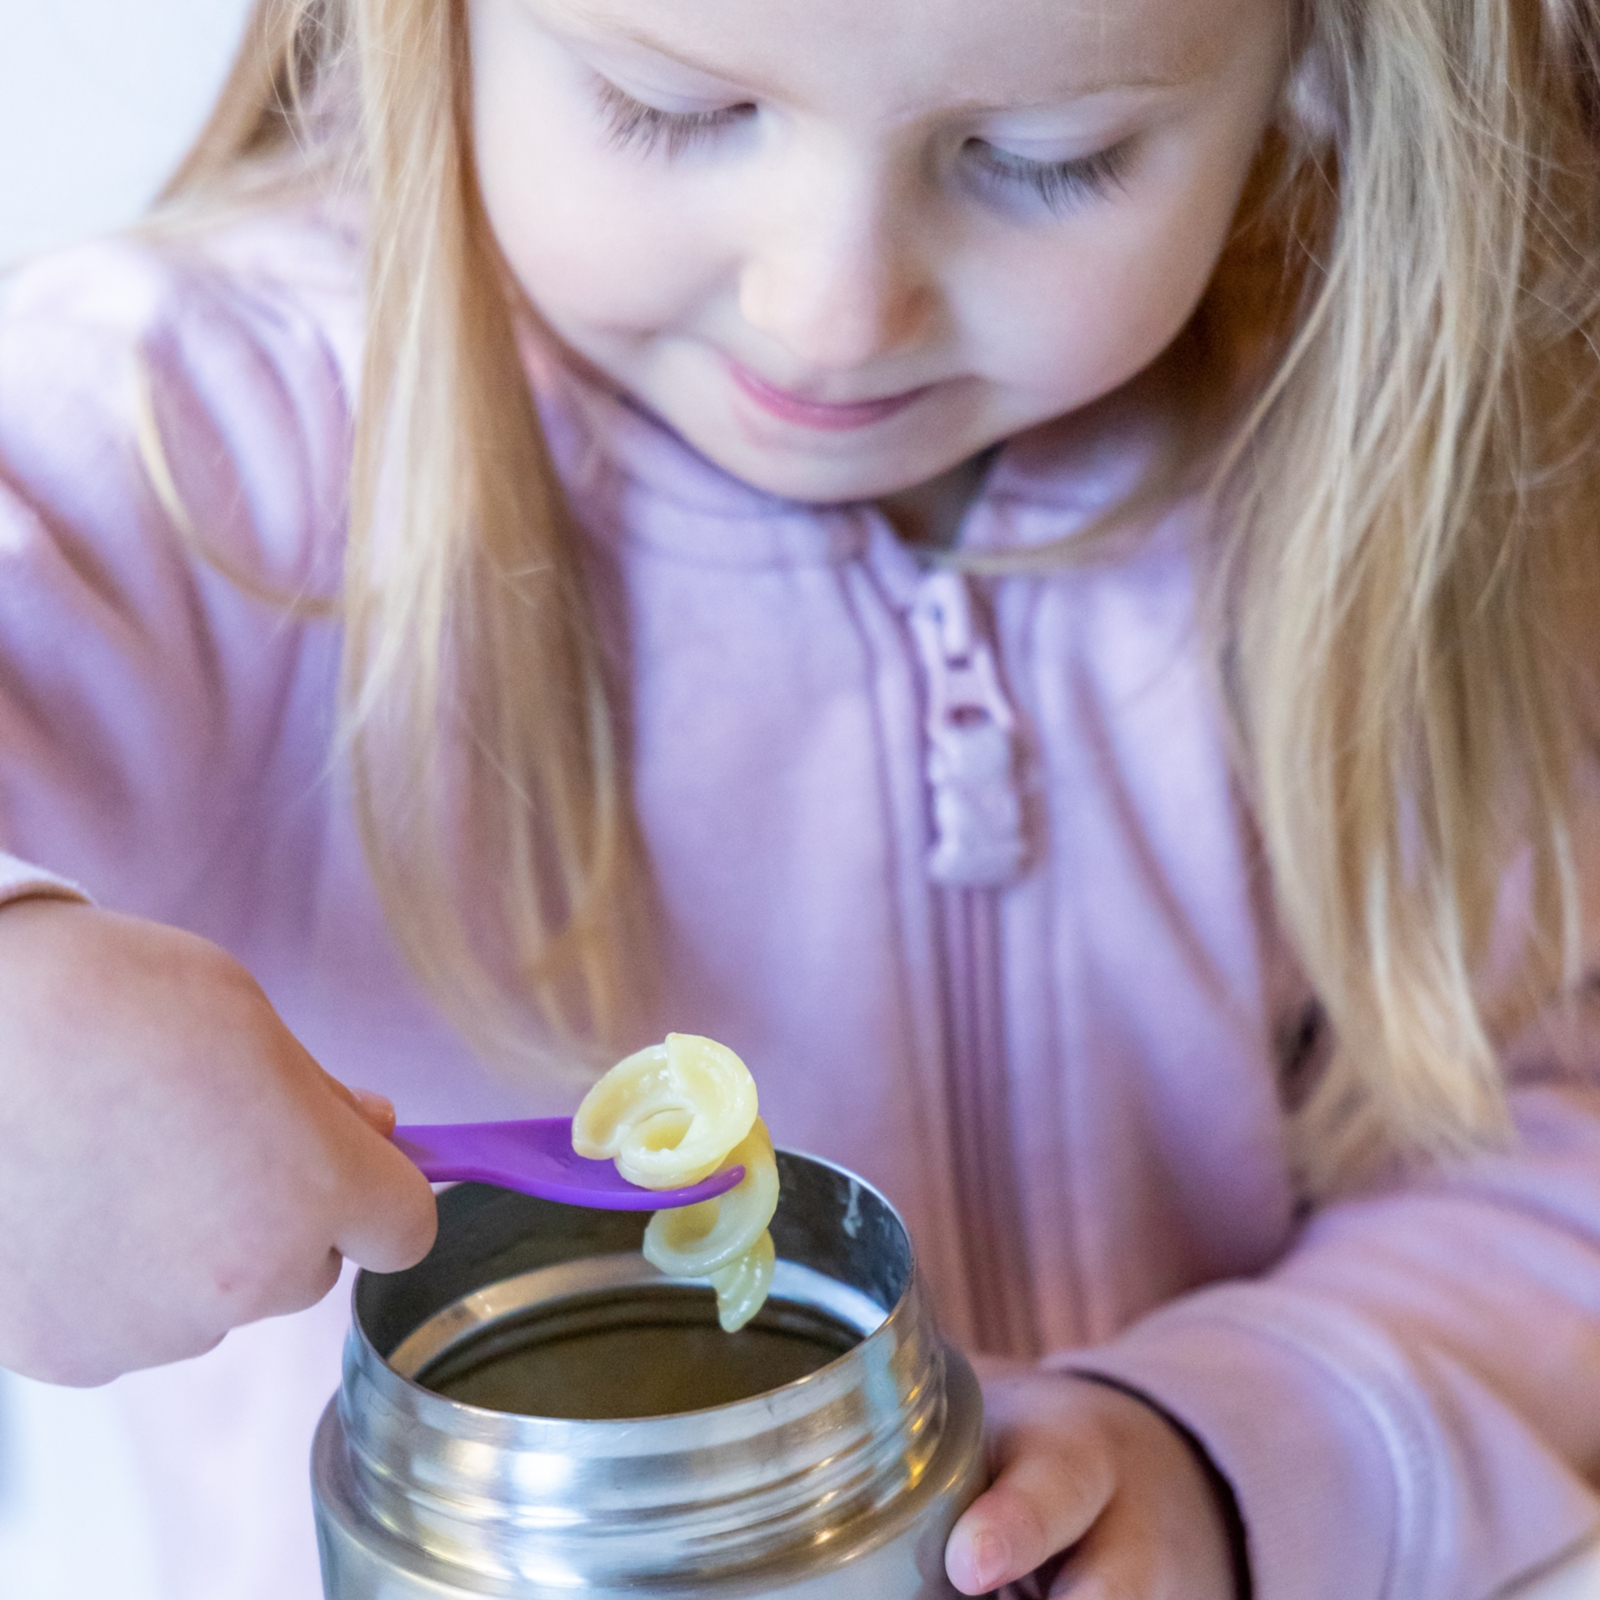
[{"left": 312, "top": 1150, "right": 986, "bottom": 1600}]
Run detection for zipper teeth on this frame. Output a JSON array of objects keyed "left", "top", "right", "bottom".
[
  {"left": 939, "top": 887, "right": 1040, "bottom": 1357},
  {"left": 907, "top": 567, "right": 1039, "bottom": 1357}
]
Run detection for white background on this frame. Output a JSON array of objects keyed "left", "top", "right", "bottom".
[{"left": 0, "top": 0, "right": 253, "bottom": 267}]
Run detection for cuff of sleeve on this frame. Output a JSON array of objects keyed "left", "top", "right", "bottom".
[
  {"left": 1053, "top": 1284, "right": 1417, "bottom": 1600},
  {"left": 0, "top": 851, "right": 89, "bottom": 908}
]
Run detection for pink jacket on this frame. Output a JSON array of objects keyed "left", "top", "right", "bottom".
[{"left": 2, "top": 204, "right": 1599, "bottom": 1600}]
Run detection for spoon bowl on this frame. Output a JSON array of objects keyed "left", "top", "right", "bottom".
[{"left": 394, "top": 1118, "right": 745, "bottom": 1210}]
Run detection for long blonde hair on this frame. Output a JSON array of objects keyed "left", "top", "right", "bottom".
[
  {"left": 161, "top": 0, "right": 650, "bottom": 1076},
  {"left": 1216, "top": 0, "right": 1600, "bottom": 1184},
  {"left": 156, "top": 0, "right": 1600, "bottom": 1174}
]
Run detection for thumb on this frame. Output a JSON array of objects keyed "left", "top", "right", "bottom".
[
  {"left": 946, "top": 1426, "right": 1116, "bottom": 1594},
  {"left": 319, "top": 1082, "right": 438, "bottom": 1273}
]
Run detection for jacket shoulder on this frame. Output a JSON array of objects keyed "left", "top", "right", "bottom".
[{"left": 0, "top": 204, "right": 361, "bottom": 590}]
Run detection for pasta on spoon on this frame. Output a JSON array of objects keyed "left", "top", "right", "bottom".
[{"left": 572, "top": 1034, "right": 779, "bottom": 1332}]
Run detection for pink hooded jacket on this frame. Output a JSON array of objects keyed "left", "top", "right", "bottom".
[{"left": 2, "top": 204, "right": 1599, "bottom": 1600}]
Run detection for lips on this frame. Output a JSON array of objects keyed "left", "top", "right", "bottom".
[{"left": 726, "top": 358, "right": 932, "bottom": 432}]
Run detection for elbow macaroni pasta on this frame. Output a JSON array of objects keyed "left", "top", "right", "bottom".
[{"left": 573, "top": 1034, "right": 779, "bottom": 1332}]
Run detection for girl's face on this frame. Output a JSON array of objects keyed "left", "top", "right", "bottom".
[{"left": 470, "top": 0, "right": 1289, "bottom": 504}]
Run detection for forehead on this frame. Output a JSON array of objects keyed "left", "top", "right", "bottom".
[{"left": 544, "top": 0, "right": 1284, "bottom": 110}]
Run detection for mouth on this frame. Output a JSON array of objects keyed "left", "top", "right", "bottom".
[{"left": 726, "top": 359, "right": 934, "bottom": 432}]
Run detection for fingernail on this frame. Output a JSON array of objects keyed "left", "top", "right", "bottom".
[
  {"left": 352, "top": 1089, "right": 397, "bottom": 1135},
  {"left": 970, "top": 1530, "right": 1010, "bottom": 1591}
]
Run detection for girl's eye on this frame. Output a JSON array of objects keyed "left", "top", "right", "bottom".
[
  {"left": 966, "top": 140, "right": 1130, "bottom": 216},
  {"left": 594, "top": 78, "right": 754, "bottom": 158}
]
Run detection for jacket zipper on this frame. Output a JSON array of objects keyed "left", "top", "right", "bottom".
[{"left": 908, "top": 571, "right": 1040, "bottom": 1356}]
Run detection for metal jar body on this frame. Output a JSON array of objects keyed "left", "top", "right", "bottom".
[{"left": 312, "top": 1151, "right": 985, "bottom": 1600}]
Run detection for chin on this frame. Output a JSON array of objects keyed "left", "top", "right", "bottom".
[{"left": 685, "top": 431, "right": 967, "bottom": 507}]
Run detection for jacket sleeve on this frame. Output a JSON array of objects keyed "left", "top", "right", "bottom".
[
  {"left": 1069, "top": 1032, "right": 1600, "bottom": 1600},
  {"left": 0, "top": 231, "right": 349, "bottom": 929}
]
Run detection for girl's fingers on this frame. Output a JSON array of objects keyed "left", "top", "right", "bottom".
[
  {"left": 316, "top": 1066, "right": 397, "bottom": 1136},
  {"left": 945, "top": 1375, "right": 1233, "bottom": 1600},
  {"left": 349, "top": 1086, "right": 397, "bottom": 1137},
  {"left": 329, "top": 1126, "right": 439, "bottom": 1272},
  {"left": 308, "top": 1060, "right": 436, "bottom": 1272},
  {"left": 945, "top": 1427, "right": 1117, "bottom": 1594},
  {"left": 1039, "top": 1505, "right": 1157, "bottom": 1600}
]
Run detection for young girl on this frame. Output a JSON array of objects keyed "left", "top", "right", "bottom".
[{"left": 1, "top": 0, "right": 1598, "bottom": 1595}]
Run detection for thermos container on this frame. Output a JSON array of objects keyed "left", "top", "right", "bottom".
[{"left": 312, "top": 1150, "right": 986, "bottom": 1599}]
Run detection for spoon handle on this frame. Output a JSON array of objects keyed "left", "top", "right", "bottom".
[{"left": 393, "top": 1117, "right": 744, "bottom": 1211}]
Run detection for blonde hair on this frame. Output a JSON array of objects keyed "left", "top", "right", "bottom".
[
  {"left": 1214, "top": 0, "right": 1600, "bottom": 1185},
  {"left": 156, "top": 0, "right": 1600, "bottom": 1174},
  {"left": 160, "top": 0, "right": 651, "bottom": 1077}
]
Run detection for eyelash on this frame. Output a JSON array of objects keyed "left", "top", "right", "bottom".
[
  {"left": 966, "top": 141, "right": 1130, "bottom": 214},
  {"left": 595, "top": 79, "right": 753, "bottom": 157},
  {"left": 591, "top": 79, "right": 1129, "bottom": 215}
]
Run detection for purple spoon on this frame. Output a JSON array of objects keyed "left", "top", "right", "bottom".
[{"left": 393, "top": 1118, "right": 746, "bottom": 1211}]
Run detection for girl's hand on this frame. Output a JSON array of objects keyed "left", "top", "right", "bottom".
[
  {"left": 947, "top": 1362, "right": 1237, "bottom": 1599},
  {"left": 0, "top": 898, "right": 438, "bottom": 1386}
]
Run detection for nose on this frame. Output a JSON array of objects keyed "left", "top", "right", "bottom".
[{"left": 737, "top": 159, "right": 936, "bottom": 373}]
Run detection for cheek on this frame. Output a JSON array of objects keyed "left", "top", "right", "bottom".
[
  {"left": 966, "top": 181, "right": 1248, "bottom": 405},
  {"left": 473, "top": 88, "right": 720, "bottom": 335},
  {"left": 489, "top": 171, "right": 726, "bottom": 337}
]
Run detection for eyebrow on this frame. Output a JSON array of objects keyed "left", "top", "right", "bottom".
[
  {"left": 600, "top": 25, "right": 783, "bottom": 95},
  {"left": 584, "top": 17, "right": 1203, "bottom": 107}
]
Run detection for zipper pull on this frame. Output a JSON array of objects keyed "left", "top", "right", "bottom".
[{"left": 908, "top": 571, "right": 1027, "bottom": 886}]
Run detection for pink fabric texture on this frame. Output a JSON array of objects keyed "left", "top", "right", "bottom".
[{"left": 2, "top": 205, "right": 1599, "bottom": 1600}]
